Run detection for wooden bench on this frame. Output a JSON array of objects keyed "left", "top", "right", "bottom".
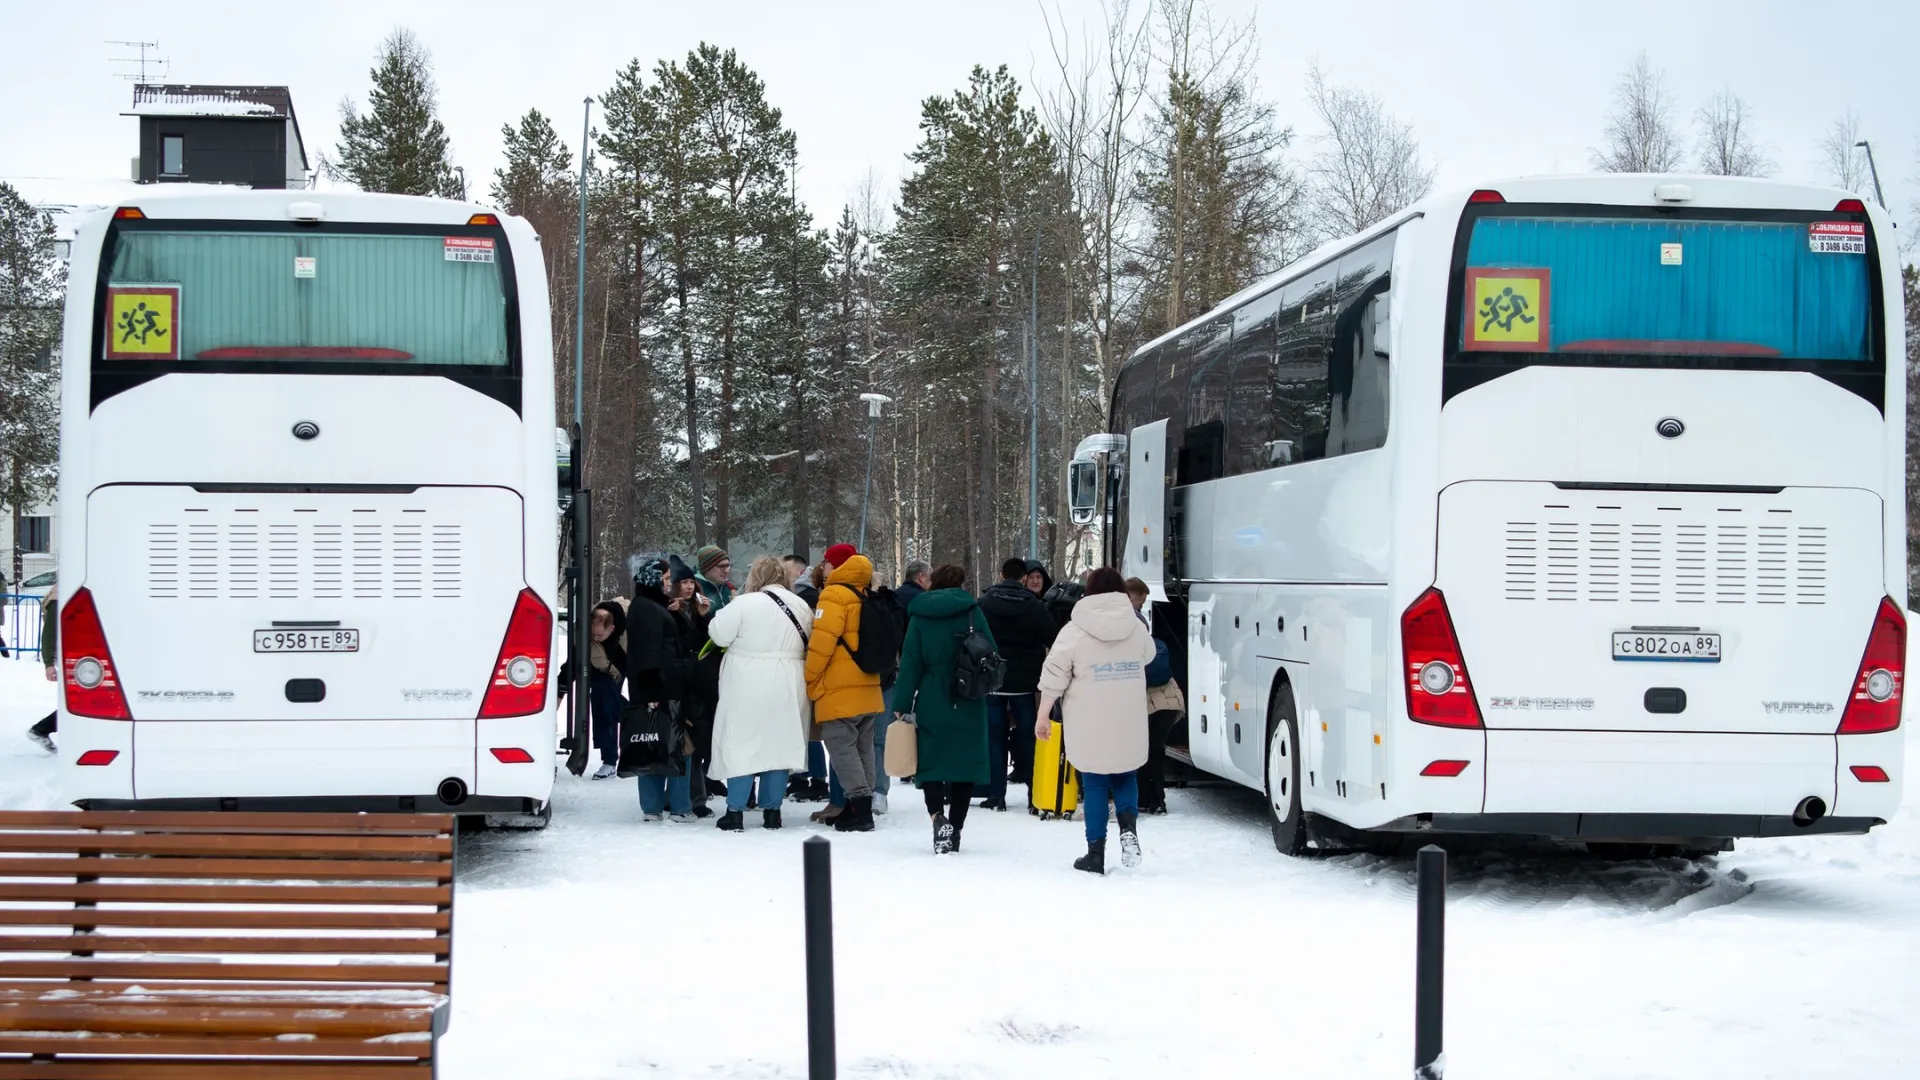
[{"left": 0, "top": 811, "right": 456, "bottom": 1078}]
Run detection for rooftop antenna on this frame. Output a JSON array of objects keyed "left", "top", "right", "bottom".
[{"left": 107, "top": 40, "right": 169, "bottom": 83}]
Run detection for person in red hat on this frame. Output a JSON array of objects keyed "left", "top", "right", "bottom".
[{"left": 804, "top": 544, "right": 891, "bottom": 831}]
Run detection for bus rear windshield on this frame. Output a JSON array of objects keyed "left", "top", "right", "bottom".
[
  {"left": 1451, "top": 213, "right": 1875, "bottom": 366},
  {"left": 96, "top": 227, "right": 511, "bottom": 367}
]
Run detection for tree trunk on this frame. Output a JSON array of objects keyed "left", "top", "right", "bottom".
[{"left": 679, "top": 253, "right": 706, "bottom": 548}]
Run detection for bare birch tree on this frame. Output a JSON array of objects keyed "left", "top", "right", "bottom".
[
  {"left": 1818, "top": 110, "right": 1869, "bottom": 192},
  {"left": 1301, "top": 62, "right": 1434, "bottom": 242},
  {"left": 1693, "top": 87, "right": 1774, "bottom": 177},
  {"left": 1591, "top": 51, "right": 1682, "bottom": 173}
]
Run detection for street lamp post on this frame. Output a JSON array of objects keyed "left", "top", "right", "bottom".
[
  {"left": 858, "top": 393, "right": 891, "bottom": 551},
  {"left": 1854, "top": 140, "right": 1887, "bottom": 209}
]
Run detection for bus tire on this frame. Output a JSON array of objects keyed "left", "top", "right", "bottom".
[{"left": 1266, "top": 686, "right": 1306, "bottom": 856}]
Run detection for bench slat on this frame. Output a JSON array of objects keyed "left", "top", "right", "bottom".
[
  {"left": 0, "top": 884, "right": 449, "bottom": 906},
  {"left": 0, "top": 835, "right": 450, "bottom": 859},
  {"left": 0, "top": 910, "right": 448, "bottom": 932},
  {"left": 0, "top": 812, "right": 451, "bottom": 835},
  {"left": 0, "top": 936, "right": 446, "bottom": 956},
  {"left": 0, "top": 959, "right": 447, "bottom": 985},
  {"left": 0, "top": 1002, "right": 433, "bottom": 1038},
  {"left": 0, "top": 1036, "right": 427, "bottom": 1058},
  {"left": 0, "top": 1056, "right": 432, "bottom": 1076},
  {"left": 0, "top": 859, "right": 450, "bottom": 882}
]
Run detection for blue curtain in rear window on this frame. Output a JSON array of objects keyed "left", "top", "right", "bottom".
[
  {"left": 107, "top": 231, "right": 508, "bottom": 365},
  {"left": 1464, "top": 218, "right": 1870, "bottom": 361}
]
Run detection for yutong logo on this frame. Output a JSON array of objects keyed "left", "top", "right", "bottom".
[
  {"left": 403, "top": 689, "right": 474, "bottom": 702},
  {"left": 1763, "top": 701, "right": 1834, "bottom": 715},
  {"left": 137, "top": 690, "right": 235, "bottom": 702}
]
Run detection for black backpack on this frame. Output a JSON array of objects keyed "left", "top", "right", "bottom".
[
  {"left": 835, "top": 584, "right": 905, "bottom": 679},
  {"left": 951, "top": 620, "right": 1006, "bottom": 701}
]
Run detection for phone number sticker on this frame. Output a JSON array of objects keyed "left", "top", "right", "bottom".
[
  {"left": 1809, "top": 221, "right": 1865, "bottom": 254},
  {"left": 444, "top": 236, "right": 496, "bottom": 263}
]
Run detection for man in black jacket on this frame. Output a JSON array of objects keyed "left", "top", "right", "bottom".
[{"left": 976, "top": 557, "right": 1059, "bottom": 810}]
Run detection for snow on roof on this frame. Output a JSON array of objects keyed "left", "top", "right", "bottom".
[{"left": 128, "top": 84, "right": 291, "bottom": 119}]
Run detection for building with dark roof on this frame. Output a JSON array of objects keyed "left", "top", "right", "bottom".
[{"left": 124, "top": 84, "right": 310, "bottom": 189}]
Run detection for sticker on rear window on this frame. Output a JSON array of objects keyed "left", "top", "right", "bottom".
[
  {"left": 1809, "top": 221, "right": 1865, "bottom": 254},
  {"left": 104, "top": 283, "right": 181, "bottom": 360},
  {"left": 444, "top": 236, "right": 495, "bottom": 263},
  {"left": 1463, "top": 267, "right": 1550, "bottom": 352}
]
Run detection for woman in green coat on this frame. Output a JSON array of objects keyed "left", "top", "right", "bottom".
[{"left": 888, "top": 564, "right": 995, "bottom": 855}]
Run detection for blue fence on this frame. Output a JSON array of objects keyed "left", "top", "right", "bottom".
[{"left": 0, "top": 595, "right": 45, "bottom": 661}]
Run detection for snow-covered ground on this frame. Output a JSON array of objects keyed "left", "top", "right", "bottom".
[{"left": 2, "top": 654, "right": 1915, "bottom": 1079}]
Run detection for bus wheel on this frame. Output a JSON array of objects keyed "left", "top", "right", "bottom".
[{"left": 1266, "top": 688, "right": 1306, "bottom": 856}]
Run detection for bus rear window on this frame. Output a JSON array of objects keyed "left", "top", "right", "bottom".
[
  {"left": 97, "top": 227, "right": 510, "bottom": 367},
  {"left": 1454, "top": 215, "right": 1873, "bottom": 364}
]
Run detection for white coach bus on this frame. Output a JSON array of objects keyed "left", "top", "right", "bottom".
[
  {"left": 56, "top": 190, "right": 558, "bottom": 823},
  {"left": 1071, "top": 175, "right": 1905, "bottom": 855}
]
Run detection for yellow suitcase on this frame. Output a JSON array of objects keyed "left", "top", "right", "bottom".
[{"left": 1030, "top": 716, "right": 1079, "bottom": 820}]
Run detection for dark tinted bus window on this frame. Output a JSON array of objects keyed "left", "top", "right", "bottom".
[
  {"left": 1225, "top": 287, "right": 1281, "bottom": 475},
  {"left": 1327, "top": 232, "right": 1394, "bottom": 456},
  {"left": 1272, "top": 262, "right": 1335, "bottom": 465},
  {"left": 1179, "top": 316, "right": 1232, "bottom": 484},
  {"left": 1118, "top": 352, "right": 1155, "bottom": 434}
]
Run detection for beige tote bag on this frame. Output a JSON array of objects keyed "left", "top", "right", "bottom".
[{"left": 884, "top": 717, "right": 918, "bottom": 778}]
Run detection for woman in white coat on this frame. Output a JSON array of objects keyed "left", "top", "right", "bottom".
[
  {"left": 1036, "top": 567, "right": 1157, "bottom": 874},
  {"left": 707, "top": 556, "right": 815, "bottom": 830}
]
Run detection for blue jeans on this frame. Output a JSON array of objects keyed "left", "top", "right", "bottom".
[
  {"left": 728, "top": 770, "right": 789, "bottom": 813},
  {"left": 985, "top": 695, "right": 1038, "bottom": 803},
  {"left": 589, "top": 673, "right": 623, "bottom": 766},
  {"left": 1080, "top": 770, "right": 1140, "bottom": 845},
  {"left": 807, "top": 740, "right": 827, "bottom": 780},
  {"left": 637, "top": 756, "right": 694, "bottom": 815}
]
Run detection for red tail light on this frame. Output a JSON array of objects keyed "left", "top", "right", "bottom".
[
  {"left": 1402, "top": 588, "right": 1482, "bottom": 728},
  {"left": 490, "top": 747, "right": 535, "bottom": 764},
  {"left": 1468, "top": 189, "right": 1505, "bottom": 204},
  {"left": 1849, "top": 765, "right": 1890, "bottom": 783},
  {"left": 113, "top": 207, "right": 145, "bottom": 220},
  {"left": 1833, "top": 198, "right": 1867, "bottom": 213},
  {"left": 1420, "top": 760, "right": 1470, "bottom": 778},
  {"left": 478, "top": 589, "right": 553, "bottom": 719},
  {"left": 1838, "top": 597, "right": 1904, "bottom": 735},
  {"left": 76, "top": 750, "right": 120, "bottom": 767},
  {"left": 61, "top": 588, "right": 131, "bottom": 721}
]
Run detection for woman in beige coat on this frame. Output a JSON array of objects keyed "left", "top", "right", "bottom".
[{"left": 1036, "top": 567, "right": 1157, "bottom": 875}]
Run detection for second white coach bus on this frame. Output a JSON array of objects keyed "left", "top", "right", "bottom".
[
  {"left": 56, "top": 190, "right": 558, "bottom": 822},
  {"left": 1071, "top": 174, "right": 1906, "bottom": 855}
]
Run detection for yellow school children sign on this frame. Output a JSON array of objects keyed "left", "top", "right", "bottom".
[
  {"left": 1463, "top": 267, "right": 1550, "bottom": 352},
  {"left": 105, "top": 283, "right": 181, "bottom": 360}
]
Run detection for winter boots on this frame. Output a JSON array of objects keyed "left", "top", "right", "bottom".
[
  {"left": 1074, "top": 839, "right": 1107, "bottom": 875},
  {"left": 932, "top": 812, "right": 954, "bottom": 855},
  {"left": 716, "top": 810, "right": 744, "bottom": 832},
  {"left": 832, "top": 795, "right": 875, "bottom": 832},
  {"left": 1118, "top": 813, "right": 1142, "bottom": 868},
  {"left": 762, "top": 809, "right": 783, "bottom": 830}
]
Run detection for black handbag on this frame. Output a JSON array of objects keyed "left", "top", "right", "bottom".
[{"left": 617, "top": 700, "right": 685, "bottom": 778}]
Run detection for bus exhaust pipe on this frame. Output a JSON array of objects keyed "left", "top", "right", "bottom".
[
  {"left": 1792, "top": 796, "right": 1827, "bottom": 828},
  {"left": 437, "top": 778, "right": 469, "bottom": 807}
]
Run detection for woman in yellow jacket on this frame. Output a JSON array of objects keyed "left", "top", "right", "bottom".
[{"left": 804, "top": 545, "right": 885, "bottom": 832}]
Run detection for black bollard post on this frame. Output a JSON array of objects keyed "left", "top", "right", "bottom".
[
  {"left": 1414, "top": 844, "right": 1446, "bottom": 1079},
  {"left": 803, "top": 835, "right": 836, "bottom": 1080}
]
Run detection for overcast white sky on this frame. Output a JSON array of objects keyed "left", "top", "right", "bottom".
[{"left": 4, "top": 0, "right": 1917, "bottom": 245}]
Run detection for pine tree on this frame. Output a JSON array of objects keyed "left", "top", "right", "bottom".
[
  {"left": 329, "top": 29, "right": 463, "bottom": 197},
  {"left": 0, "top": 183, "right": 62, "bottom": 586},
  {"left": 491, "top": 109, "right": 573, "bottom": 217}
]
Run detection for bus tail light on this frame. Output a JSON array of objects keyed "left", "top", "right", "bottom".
[
  {"left": 76, "top": 750, "right": 120, "bottom": 767},
  {"left": 1833, "top": 198, "right": 1867, "bottom": 213},
  {"left": 1849, "top": 765, "right": 1890, "bottom": 783},
  {"left": 467, "top": 213, "right": 499, "bottom": 226},
  {"left": 478, "top": 589, "right": 553, "bottom": 719},
  {"left": 1838, "top": 598, "right": 1904, "bottom": 734},
  {"left": 62, "top": 588, "right": 132, "bottom": 721},
  {"left": 113, "top": 207, "right": 145, "bottom": 220},
  {"left": 1468, "top": 189, "right": 1505, "bottom": 204},
  {"left": 490, "top": 747, "right": 535, "bottom": 764},
  {"left": 1420, "top": 760, "right": 1470, "bottom": 778},
  {"left": 1402, "top": 588, "right": 1482, "bottom": 729}
]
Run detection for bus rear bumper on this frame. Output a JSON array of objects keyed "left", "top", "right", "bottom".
[
  {"left": 1377, "top": 811, "right": 1881, "bottom": 842},
  {"left": 75, "top": 793, "right": 546, "bottom": 816}
]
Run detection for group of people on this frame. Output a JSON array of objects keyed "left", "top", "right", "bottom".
[{"left": 575, "top": 540, "right": 1187, "bottom": 874}]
